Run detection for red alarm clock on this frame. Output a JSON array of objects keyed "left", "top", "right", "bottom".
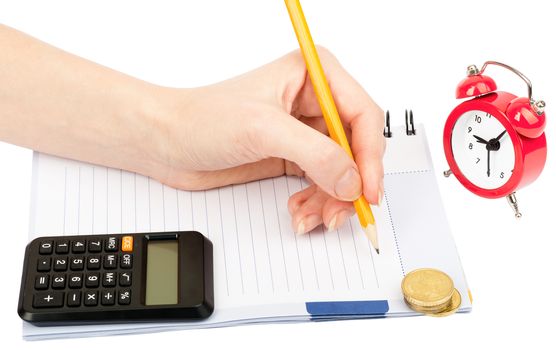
[{"left": 443, "top": 61, "right": 547, "bottom": 218}]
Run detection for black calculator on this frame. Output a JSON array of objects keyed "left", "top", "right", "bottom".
[{"left": 18, "top": 231, "right": 214, "bottom": 326}]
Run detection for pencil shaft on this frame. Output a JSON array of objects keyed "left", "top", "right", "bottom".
[{"left": 284, "top": 0, "right": 378, "bottom": 247}]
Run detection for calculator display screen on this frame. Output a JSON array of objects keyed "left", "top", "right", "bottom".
[{"left": 145, "top": 240, "right": 179, "bottom": 305}]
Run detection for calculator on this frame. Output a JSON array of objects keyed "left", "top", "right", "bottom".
[{"left": 18, "top": 231, "right": 214, "bottom": 326}]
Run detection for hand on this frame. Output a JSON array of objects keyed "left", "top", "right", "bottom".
[
  {"left": 152, "top": 48, "right": 385, "bottom": 234},
  {"left": 0, "top": 25, "right": 384, "bottom": 235},
  {"left": 473, "top": 134, "right": 488, "bottom": 144}
]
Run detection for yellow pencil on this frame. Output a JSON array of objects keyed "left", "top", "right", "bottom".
[{"left": 284, "top": 0, "right": 379, "bottom": 253}]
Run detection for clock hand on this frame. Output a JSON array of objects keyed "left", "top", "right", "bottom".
[
  {"left": 487, "top": 148, "right": 491, "bottom": 177},
  {"left": 473, "top": 135, "right": 488, "bottom": 144},
  {"left": 495, "top": 130, "right": 507, "bottom": 142}
]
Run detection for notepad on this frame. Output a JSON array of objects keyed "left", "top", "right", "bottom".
[{"left": 23, "top": 123, "right": 471, "bottom": 340}]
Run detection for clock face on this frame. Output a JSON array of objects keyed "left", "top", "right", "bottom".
[{"left": 451, "top": 110, "right": 516, "bottom": 190}]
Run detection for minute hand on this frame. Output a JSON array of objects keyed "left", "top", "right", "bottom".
[{"left": 495, "top": 130, "right": 507, "bottom": 142}]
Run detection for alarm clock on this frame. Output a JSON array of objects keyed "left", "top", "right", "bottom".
[{"left": 443, "top": 61, "right": 547, "bottom": 218}]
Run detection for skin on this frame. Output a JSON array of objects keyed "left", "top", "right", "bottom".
[{"left": 0, "top": 24, "right": 385, "bottom": 234}]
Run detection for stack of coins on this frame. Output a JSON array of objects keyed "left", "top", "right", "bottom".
[{"left": 401, "top": 268, "right": 461, "bottom": 317}]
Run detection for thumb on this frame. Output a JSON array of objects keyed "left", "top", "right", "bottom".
[{"left": 256, "top": 113, "right": 362, "bottom": 201}]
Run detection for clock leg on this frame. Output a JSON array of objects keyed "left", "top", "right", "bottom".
[
  {"left": 443, "top": 169, "right": 452, "bottom": 177},
  {"left": 506, "top": 192, "right": 522, "bottom": 219}
]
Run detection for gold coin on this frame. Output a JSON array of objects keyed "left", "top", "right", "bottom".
[
  {"left": 427, "top": 288, "right": 461, "bottom": 317},
  {"left": 402, "top": 268, "right": 454, "bottom": 308}
]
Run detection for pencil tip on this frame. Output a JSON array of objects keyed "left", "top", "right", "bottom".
[{"left": 363, "top": 224, "right": 379, "bottom": 254}]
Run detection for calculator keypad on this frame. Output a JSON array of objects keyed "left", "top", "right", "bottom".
[{"left": 32, "top": 236, "right": 134, "bottom": 309}]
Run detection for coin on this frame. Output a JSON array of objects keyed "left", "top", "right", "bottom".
[
  {"left": 427, "top": 288, "right": 461, "bottom": 317},
  {"left": 402, "top": 268, "right": 454, "bottom": 309}
]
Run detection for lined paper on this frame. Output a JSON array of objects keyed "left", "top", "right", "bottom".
[{"left": 24, "top": 125, "right": 472, "bottom": 340}]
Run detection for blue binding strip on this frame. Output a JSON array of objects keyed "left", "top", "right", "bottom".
[{"left": 306, "top": 300, "right": 389, "bottom": 318}]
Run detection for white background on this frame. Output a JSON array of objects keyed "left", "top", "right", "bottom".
[{"left": 0, "top": 0, "right": 554, "bottom": 348}]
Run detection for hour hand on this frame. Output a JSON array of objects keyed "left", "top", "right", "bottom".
[{"left": 473, "top": 135, "right": 488, "bottom": 144}]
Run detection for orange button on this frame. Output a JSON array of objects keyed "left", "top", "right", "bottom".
[{"left": 122, "top": 236, "right": 133, "bottom": 252}]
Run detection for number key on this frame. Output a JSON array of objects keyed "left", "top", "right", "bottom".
[
  {"left": 68, "top": 273, "right": 83, "bottom": 288},
  {"left": 39, "top": 241, "right": 53, "bottom": 255},
  {"left": 52, "top": 274, "right": 66, "bottom": 289},
  {"left": 55, "top": 240, "right": 70, "bottom": 254},
  {"left": 85, "top": 273, "right": 100, "bottom": 288},
  {"left": 53, "top": 257, "right": 68, "bottom": 271},
  {"left": 87, "top": 255, "right": 101, "bottom": 270},
  {"left": 70, "top": 257, "right": 84, "bottom": 271},
  {"left": 72, "top": 239, "right": 86, "bottom": 253},
  {"left": 88, "top": 239, "right": 102, "bottom": 253}
]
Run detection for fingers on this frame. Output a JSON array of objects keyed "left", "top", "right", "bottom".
[
  {"left": 290, "top": 47, "right": 386, "bottom": 205},
  {"left": 252, "top": 111, "right": 363, "bottom": 202},
  {"left": 288, "top": 184, "right": 355, "bottom": 234}
]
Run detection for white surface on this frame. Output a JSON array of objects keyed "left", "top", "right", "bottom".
[
  {"left": 0, "top": 0, "right": 554, "bottom": 348},
  {"left": 24, "top": 125, "right": 470, "bottom": 340},
  {"left": 451, "top": 110, "right": 515, "bottom": 189}
]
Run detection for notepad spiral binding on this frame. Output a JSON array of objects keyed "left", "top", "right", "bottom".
[{"left": 383, "top": 110, "right": 416, "bottom": 138}]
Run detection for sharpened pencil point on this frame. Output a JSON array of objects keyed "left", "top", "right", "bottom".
[{"left": 363, "top": 224, "right": 379, "bottom": 254}]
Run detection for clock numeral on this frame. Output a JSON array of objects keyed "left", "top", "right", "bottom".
[
  {"left": 468, "top": 143, "right": 473, "bottom": 150},
  {"left": 468, "top": 126, "right": 472, "bottom": 133},
  {"left": 476, "top": 157, "right": 480, "bottom": 164},
  {"left": 474, "top": 115, "right": 482, "bottom": 123},
  {"left": 500, "top": 172, "right": 505, "bottom": 179}
]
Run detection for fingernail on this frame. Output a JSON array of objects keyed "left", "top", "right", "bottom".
[
  {"left": 296, "top": 220, "right": 305, "bottom": 235},
  {"left": 328, "top": 213, "right": 338, "bottom": 232},
  {"left": 335, "top": 168, "right": 362, "bottom": 201},
  {"left": 328, "top": 210, "right": 351, "bottom": 232},
  {"left": 296, "top": 214, "right": 320, "bottom": 235}
]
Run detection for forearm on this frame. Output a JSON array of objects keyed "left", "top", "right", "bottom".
[{"left": 0, "top": 24, "right": 168, "bottom": 176}]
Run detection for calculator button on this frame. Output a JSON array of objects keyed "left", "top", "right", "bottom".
[
  {"left": 70, "top": 257, "right": 84, "bottom": 270},
  {"left": 55, "top": 240, "right": 70, "bottom": 254},
  {"left": 72, "top": 239, "right": 86, "bottom": 253},
  {"left": 120, "top": 253, "right": 133, "bottom": 269},
  {"left": 53, "top": 257, "right": 68, "bottom": 271},
  {"left": 39, "top": 241, "right": 53, "bottom": 255},
  {"left": 67, "top": 291, "right": 81, "bottom": 307},
  {"left": 88, "top": 239, "right": 103, "bottom": 253},
  {"left": 119, "top": 272, "right": 132, "bottom": 287},
  {"left": 118, "top": 289, "right": 131, "bottom": 305},
  {"left": 103, "top": 254, "right": 117, "bottom": 269},
  {"left": 52, "top": 274, "right": 67, "bottom": 289},
  {"left": 68, "top": 273, "right": 83, "bottom": 288},
  {"left": 84, "top": 291, "right": 98, "bottom": 306},
  {"left": 121, "top": 236, "right": 133, "bottom": 252},
  {"left": 34, "top": 275, "right": 49, "bottom": 290},
  {"left": 37, "top": 257, "right": 51, "bottom": 272},
  {"left": 85, "top": 273, "right": 100, "bottom": 288},
  {"left": 87, "top": 255, "right": 101, "bottom": 270},
  {"left": 33, "top": 292, "right": 64, "bottom": 308},
  {"left": 105, "top": 237, "right": 118, "bottom": 252},
  {"left": 103, "top": 272, "right": 116, "bottom": 287},
  {"left": 101, "top": 290, "right": 116, "bottom": 306}
]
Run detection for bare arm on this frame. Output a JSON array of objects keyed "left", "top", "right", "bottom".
[
  {"left": 0, "top": 24, "right": 166, "bottom": 176},
  {"left": 0, "top": 24, "right": 385, "bottom": 234}
]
